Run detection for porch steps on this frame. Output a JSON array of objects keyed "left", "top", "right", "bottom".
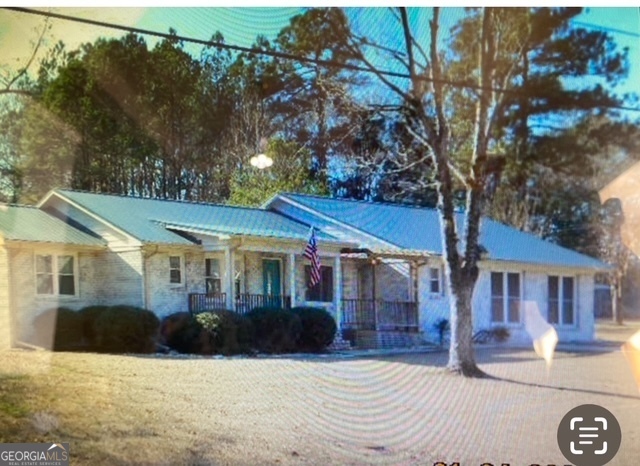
[{"left": 353, "top": 330, "right": 424, "bottom": 349}]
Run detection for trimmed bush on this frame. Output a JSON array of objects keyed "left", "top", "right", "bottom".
[
  {"left": 161, "top": 310, "right": 253, "bottom": 355},
  {"left": 292, "top": 307, "right": 336, "bottom": 353},
  {"left": 473, "top": 326, "right": 511, "bottom": 344},
  {"left": 93, "top": 306, "right": 159, "bottom": 353},
  {"left": 78, "top": 305, "right": 109, "bottom": 347},
  {"left": 433, "top": 318, "right": 450, "bottom": 347},
  {"left": 196, "top": 310, "right": 254, "bottom": 355},
  {"left": 160, "top": 312, "right": 195, "bottom": 351},
  {"left": 32, "top": 307, "right": 83, "bottom": 351},
  {"left": 341, "top": 328, "right": 357, "bottom": 347},
  {"left": 246, "top": 307, "right": 302, "bottom": 354},
  {"left": 489, "top": 326, "right": 510, "bottom": 343}
]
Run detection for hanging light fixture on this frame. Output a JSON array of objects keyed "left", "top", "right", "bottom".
[
  {"left": 250, "top": 136, "right": 273, "bottom": 169},
  {"left": 250, "top": 153, "right": 274, "bottom": 169}
]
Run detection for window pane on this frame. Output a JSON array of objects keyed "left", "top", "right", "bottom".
[
  {"left": 169, "top": 256, "right": 181, "bottom": 269},
  {"left": 59, "top": 275, "right": 75, "bottom": 295},
  {"left": 562, "top": 300, "right": 574, "bottom": 325},
  {"left": 205, "top": 258, "right": 220, "bottom": 278},
  {"left": 37, "top": 274, "right": 53, "bottom": 294},
  {"left": 206, "top": 278, "right": 221, "bottom": 294},
  {"left": 491, "top": 272, "right": 503, "bottom": 297},
  {"left": 430, "top": 268, "right": 439, "bottom": 293},
  {"left": 508, "top": 298, "right": 520, "bottom": 323},
  {"left": 36, "top": 255, "right": 52, "bottom": 274},
  {"left": 507, "top": 273, "right": 519, "bottom": 297},
  {"left": 169, "top": 256, "right": 180, "bottom": 269},
  {"left": 170, "top": 269, "right": 181, "bottom": 284},
  {"left": 491, "top": 297, "right": 503, "bottom": 323},
  {"left": 562, "top": 277, "right": 574, "bottom": 325},
  {"left": 58, "top": 255, "right": 74, "bottom": 274},
  {"left": 548, "top": 300, "right": 559, "bottom": 324},
  {"left": 563, "top": 277, "right": 574, "bottom": 298},
  {"left": 548, "top": 276, "right": 559, "bottom": 300}
]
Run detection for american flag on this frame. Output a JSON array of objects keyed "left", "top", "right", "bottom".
[{"left": 304, "top": 227, "right": 321, "bottom": 287}]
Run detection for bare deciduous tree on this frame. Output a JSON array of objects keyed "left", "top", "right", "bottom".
[{"left": 350, "top": 7, "right": 527, "bottom": 376}]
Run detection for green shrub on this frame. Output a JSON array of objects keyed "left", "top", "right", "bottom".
[
  {"left": 473, "top": 326, "right": 511, "bottom": 344},
  {"left": 161, "top": 310, "right": 253, "bottom": 355},
  {"left": 32, "top": 307, "right": 83, "bottom": 351},
  {"left": 78, "top": 305, "right": 109, "bottom": 347},
  {"left": 433, "top": 318, "right": 450, "bottom": 347},
  {"left": 93, "top": 306, "right": 159, "bottom": 353},
  {"left": 196, "top": 310, "right": 254, "bottom": 355},
  {"left": 292, "top": 307, "right": 336, "bottom": 353},
  {"left": 489, "top": 326, "right": 510, "bottom": 343},
  {"left": 341, "top": 328, "right": 357, "bottom": 346},
  {"left": 246, "top": 307, "right": 302, "bottom": 354}
]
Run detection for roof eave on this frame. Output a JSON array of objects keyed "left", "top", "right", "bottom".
[{"left": 3, "top": 239, "right": 106, "bottom": 251}]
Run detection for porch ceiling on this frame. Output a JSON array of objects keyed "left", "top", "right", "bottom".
[
  {"left": 341, "top": 247, "right": 431, "bottom": 261},
  {"left": 165, "top": 224, "right": 357, "bottom": 251}
]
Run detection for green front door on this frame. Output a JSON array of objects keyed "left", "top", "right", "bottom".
[{"left": 262, "top": 259, "right": 281, "bottom": 297}]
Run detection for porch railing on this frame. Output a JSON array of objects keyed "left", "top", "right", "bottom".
[
  {"left": 188, "top": 293, "right": 291, "bottom": 314},
  {"left": 188, "top": 292, "right": 227, "bottom": 314},
  {"left": 235, "top": 293, "right": 291, "bottom": 314},
  {"left": 341, "top": 299, "right": 419, "bottom": 332}
]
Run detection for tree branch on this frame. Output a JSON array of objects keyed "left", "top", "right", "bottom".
[
  {"left": 2, "top": 17, "right": 49, "bottom": 92},
  {"left": 348, "top": 40, "right": 411, "bottom": 102}
]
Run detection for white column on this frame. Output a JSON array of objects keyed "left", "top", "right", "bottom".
[
  {"left": 289, "top": 253, "right": 296, "bottom": 307},
  {"left": 224, "top": 247, "right": 234, "bottom": 310},
  {"left": 334, "top": 255, "right": 342, "bottom": 329}
]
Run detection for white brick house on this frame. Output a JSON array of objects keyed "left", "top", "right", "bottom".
[
  {"left": 0, "top": 189, "right": 609, "bottom": 349},
  {"left": 0, "top": 205, "right": 105, "bottom": 348}
]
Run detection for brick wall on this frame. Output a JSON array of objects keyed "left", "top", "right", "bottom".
[
  {"left": 8, "top": 247, "right": 101, "bottom": 345},
  {"left": 145, "top": 250, "right": 204, "bottom": 317},
  {"left": 92, "top": 249, "right": 144, "bottom": 308}
]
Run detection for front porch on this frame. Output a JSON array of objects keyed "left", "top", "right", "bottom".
[
  {"left": 341, "top": 298, "right": 419, "bottom": 332},
  {"left": 188, "top": 293, "right": 418, "bottom": 333},
  {"left": 185, "top": 239, "right": 424, "bottom": 348},
  {"left": 188, "top": 292, "right": 292, "bottom": 314}
]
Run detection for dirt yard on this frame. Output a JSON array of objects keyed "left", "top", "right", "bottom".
[{"left": 1, "top": 321, "right": 640, "bottom": 465}]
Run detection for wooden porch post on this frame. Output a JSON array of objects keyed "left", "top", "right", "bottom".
[
  {"left": 224, "top": 247, "right": 235, "bottom": 310},
  {"left": 334, "top": 255, "right": 342, "bottom": 330},
  {"left": 372, "top": 258, "right": 378, "bottom": 330},
  {"left": 289, "top": 253, "right": 296, "bottom": 307},
  {"left": 412, "top": 261, "right": 419, "bottom": 304}
]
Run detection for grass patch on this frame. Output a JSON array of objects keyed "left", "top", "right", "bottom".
[
  {"left": 0, "top": 374, "right": 31, "bottom": 418},
  {"left": 0, "top": 374, "right": 35, "bottom": 444}
]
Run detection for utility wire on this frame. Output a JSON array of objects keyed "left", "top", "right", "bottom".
[
  {"left": 4, "top": 6, "right": 640, "bottom": 113},
  {"left": 572, "top": 20, "right": 640, "bottom": 39}
]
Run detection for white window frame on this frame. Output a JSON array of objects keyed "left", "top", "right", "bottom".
[
  {"left": 34, "top": 252, "right": 79, "bottom": 297},
  {"left": 428, "top": 267, "right": 441, "bottom": 295},
  {"left": 169, "top": 254, "right": 185, "bottom": 286},
  {"left": 490, "top": 271, "right": 522, "bottom": 325},
  {"left": 548, "top": 275, "right": 576, "bottom": 326},
  {"left": 205, "top": 257, "right": 222, "bottom": 294}
]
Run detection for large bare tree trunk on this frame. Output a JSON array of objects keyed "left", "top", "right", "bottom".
[{"left": 447, "top": 275, "right": 483, "bottom": 376}]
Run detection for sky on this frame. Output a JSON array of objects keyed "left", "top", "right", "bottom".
[{"left": 0, "top": 7, "right": 639, "bottom": 101}]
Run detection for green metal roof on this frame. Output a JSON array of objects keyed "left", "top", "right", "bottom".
[
  {"left": 0, "top": 204, "right": 105, "bottom": 247},
  {"left": 275, "top": 193, "right": 609, "bottom": 270},
  {"left": 52, "top": 190, "right": 340, "bottom": 245}
]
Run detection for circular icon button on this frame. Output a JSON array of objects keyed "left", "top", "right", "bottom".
[{"left": 557, "top": 404, "right": 621, "bottom": 466}]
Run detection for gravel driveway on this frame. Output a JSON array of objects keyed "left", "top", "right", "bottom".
[{"left": 3, "top": 336, "right": 640, "bottom": 466}]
